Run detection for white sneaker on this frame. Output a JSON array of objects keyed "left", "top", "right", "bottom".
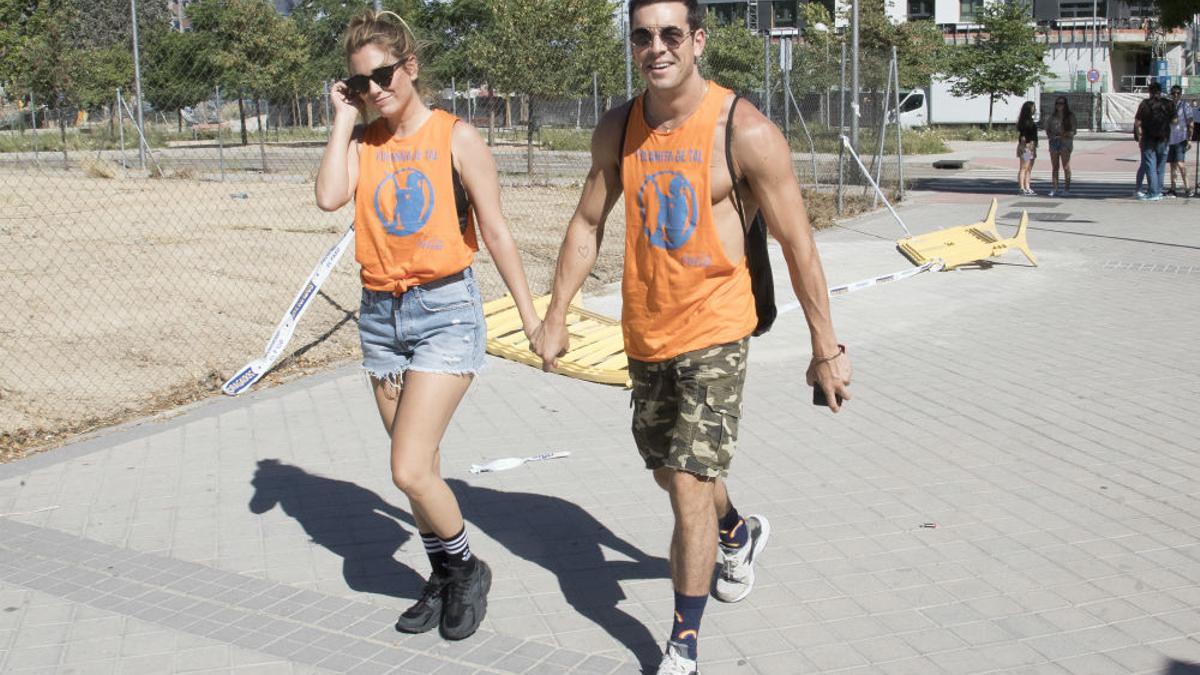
[
  {"left": 656, "top": 640, "right": 699, "bottom": 675},
  {"left": 1048, "top": 190, "right": 1056, "bottom": 197},
  {"left": 713, "top": 514, "right": 770, "bottom": 603}
]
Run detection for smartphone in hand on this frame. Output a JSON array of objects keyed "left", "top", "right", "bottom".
[{"left": 812, "top": 387, "right": 843, "bottom": 407}]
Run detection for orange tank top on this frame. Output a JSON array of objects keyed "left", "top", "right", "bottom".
[
  {"left": 355, "top": 110, "right": 477, "bottom": 294},
  {"left": 620, "top": 83, "right": 757, "bottom": 362}
]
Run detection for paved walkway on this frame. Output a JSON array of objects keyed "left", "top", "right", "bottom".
[{"left": 2, "top": 187, "right": 1199, "bottom": 674}]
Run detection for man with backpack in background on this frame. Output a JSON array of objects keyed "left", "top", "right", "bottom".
[{"left": 1134, "top": 82, "right": 1174, "bottom": 201}]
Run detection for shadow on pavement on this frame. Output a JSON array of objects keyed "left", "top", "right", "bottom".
[
  {"left": 1166, "top": 660, "right": 1200, "bottom": 675},
  {"left": 446, "top": 478, "right": 669, "bottom": 669},
  {"left": 248, "top": 459, "right": 426, "bottom": 600},
  {"left": 911, "top": 177, "right": 1144, "bottom": 200},
  {"left": 247, "top": 460, "right": 669, "bottom": 667}
]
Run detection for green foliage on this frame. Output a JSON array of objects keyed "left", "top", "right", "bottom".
[
  {"left": 187, "top": 0, "right": 307, "bottom": 101},
  {"left": 290, "top": 0, "right": 420, "bottom": 91},
  {"left": 416, "top": 0, "right": 489, "bottom": 89},
  {"left": 943, "top": 1, "right": 1050, "bottom": 126},
  {"left": 701, "top": 20, "right": 767, "bottom": 94},
  {"left": 467, "top": 0, "right": 619, "bottom": 102},
  {"left": 141, "top": 28, "right": 211, "bottom": 113},
  {"left": 1152, "top": 0, "right": 1196, "bottom": 30}
]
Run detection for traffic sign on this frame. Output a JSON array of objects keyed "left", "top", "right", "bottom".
[{"left": 1086, "top": 68, "right": 1100, "bottom": 83}]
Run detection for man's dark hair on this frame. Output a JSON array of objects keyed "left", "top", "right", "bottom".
[
  {"left": 1148, "top": 81, "right": 1162, "bottom": 95},
  {"left": 629, "top": 0, "right": 705, "bottom": 31},
  {"left": 1171, "top": 85, "right": 1182, "bottom": 94}
]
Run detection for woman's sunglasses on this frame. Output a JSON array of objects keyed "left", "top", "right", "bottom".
[
  {"left": 630, "top": 26, "right": 694, "bottom": 50},
  {"left": 343, "top": 61, "right": 402, "bottom": 97}
]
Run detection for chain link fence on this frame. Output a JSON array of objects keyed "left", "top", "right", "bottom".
[{"left": 1, "top": 9, "right": 905, "bottom": 451}]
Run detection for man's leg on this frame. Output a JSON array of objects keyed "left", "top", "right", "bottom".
[{"left": 1156, "top": 142, "right": 1169, "bottom": 196}]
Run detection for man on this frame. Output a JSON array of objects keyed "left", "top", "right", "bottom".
[
  {"left": 1165, "top": 85, "right": 1194, "bottom": 197},
  {"left": 1134, "top": 82, "right": 1173, "bottom": 201},
  {"left": 530, "top": 1, "right": 851, "bottom": 672}
]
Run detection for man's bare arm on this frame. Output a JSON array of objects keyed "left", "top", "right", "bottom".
[
  {"left": 531, "top": 105, "right": 627, "bottom": 370},
  {"left": 733, "top": 105, "right": 852, "bottom": 410}
]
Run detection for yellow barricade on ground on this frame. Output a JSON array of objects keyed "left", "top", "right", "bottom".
[
  {"left": 483, "top": 294, "right": 630, "bottom": 387},
  {"left": 897, "top": 199, "right": 1038, "bottom": 270}
]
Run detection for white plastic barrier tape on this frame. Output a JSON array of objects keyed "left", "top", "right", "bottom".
[
  {"left": 222, "top": 225, "right": 355, "bottom": 396},
  {"left": 778, "top": 259, "right": 944, "bottom": 315},
  {"left": 470, "top": 451, "right": 571, "bottom": 474}
]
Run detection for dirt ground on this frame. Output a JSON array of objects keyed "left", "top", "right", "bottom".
[
  {"left": 0, "top": 149, "right": 863, "bottom": 461},
  {"left": 0, "top": 163, "right": 623, "bottom": 459}
]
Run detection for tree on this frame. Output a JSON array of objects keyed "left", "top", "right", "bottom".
[
  {"left": 467, "top": 0, "right": 618, "bottom": 175},
  {"left": 701, "top": 19, "right": 767, "bottom": 95},
  {"left": 1151, "top": 0, "right": 1197, "bottom": 30},
  {"left": 142, "top": 28, "right": 212, "bottom": 132},
  {"left": 188, "top": 0, "right": 307, "bottom": 145},
  {"left": 944, "top": 1, "right": 1050, "bottom": 128}
]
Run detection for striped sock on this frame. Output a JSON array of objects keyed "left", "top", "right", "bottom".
[
  {"left": 671, "top": 592, "right": 707, "bottom": 661},
  {"left": 438, "top": 526, "right": 475, "bottom": 570},
  {"left": 718, "top": 505, "right": 748, "bottom": 550},
  {"left": 420, "top": 531, "right": 449, "bottom": 577}
]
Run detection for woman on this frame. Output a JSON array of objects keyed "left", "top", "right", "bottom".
[
  {"left": 1016, "top": 101, "right": 1039, "bottom": 196},
  {"left": 1046, "top": 97, "right": 1076, "bottom": 197},
  {"left": 315, "top": 10, "right": 541, "bottom": 640}
]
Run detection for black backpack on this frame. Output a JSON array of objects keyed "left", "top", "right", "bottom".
[
  {"left": 1143, "top": 96, "right": 1174, "bottom": 142},
  {"left": 619, "top": 95, "right": 777, "bottom": 336}
]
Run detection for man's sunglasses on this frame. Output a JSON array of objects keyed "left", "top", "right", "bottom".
[
  {"left": 630, "top": 26, "right": 694, "bottom": 49},
  {"left": 343, "top": 61, "right": 402, "bottom": 97}
]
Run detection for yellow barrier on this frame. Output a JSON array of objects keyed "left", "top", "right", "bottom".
[
  {"left": 897, "top": 199, "right": 1038, "bottom": 270},
  {"left": 483, "top": 294, "right": 630, "bottom": 387}
]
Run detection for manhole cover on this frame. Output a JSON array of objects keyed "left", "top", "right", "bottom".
[{"left": 1012, "top": 201, "right": 1061, "bottom": 208}]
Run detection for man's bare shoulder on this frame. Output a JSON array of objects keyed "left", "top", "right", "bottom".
[{"left": 729, "top": 99, "right": 789, "bottom": 169}]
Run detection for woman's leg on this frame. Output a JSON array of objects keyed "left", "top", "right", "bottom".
[
  {"left": 1061, "top": 150, "right": 1072, "bottom": 191},
  {"left": 1050, "top": 151, "right": 1061, "bottom": 191},
  {"left": 388, "top": 371, "right": 473, "bottom": 538},
  {"left": 370, "top": 377, "right": 434, "bottom": 534}
]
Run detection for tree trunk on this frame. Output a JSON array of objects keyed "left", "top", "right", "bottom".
[
  {"left": 306, "top": 98, "right": 313, "bottom": 129},
  {"left": 178, "top": 109, "right": 183, "bottom": 134},
  {"left": 257, "top": 98, "right": 268, "bottom": 173},
  {"left": 526, "top": 96, "right": 535, "bottom": 177},
  {"left": 58, "top": 107, "right": 68, "bottom": 168},
  {"left": 238, "top": 93, "right": 248, "bottom": 145},
  {"left": 988, "top": 95, "right": 995, "bottom": 130}
]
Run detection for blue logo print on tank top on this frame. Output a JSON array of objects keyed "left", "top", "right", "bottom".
[
  {"left": 637, "top": 171, "right": 698, "bottom": 250},
  {"left": 374, "top": 168, "right": 435, "bottom": 236}
]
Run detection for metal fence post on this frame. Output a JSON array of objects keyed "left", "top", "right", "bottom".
[
  {"left": 593, "top": 72, "right": 600, "bottom": 126},
  {"left": 31, "top": 92, "right": 40, "bottom": 163},
  {"left": 837, "top": 43, "right": 846, "bottom": 215},
  {"left": 763, "top": 32, "right": 771, "bottom": 122},
  {"left": 624, "top": 1, "right": 633, "bottom": 100},
  {"left": 893, "top": 46, "right": 904, "bottom": 202},
  {"left": 130, "top": 0, "right": 147, "bottom": 171},
  {"left": 116, "top": 89, "right": 126, "bottom": 170},
  {"left": 850, "top": 0, "right": 860, "bottom": 152},
  {"left": 216, "top": 86, "right": 225, "bottom": 182}
]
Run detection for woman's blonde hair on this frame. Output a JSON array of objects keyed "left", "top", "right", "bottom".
[{"left": 343, "top": 10, "right": 421, "bottom": 65}]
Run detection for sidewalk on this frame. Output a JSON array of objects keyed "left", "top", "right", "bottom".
[{"left": 1, "top": 189, "right": 1198, "bottom": 674}]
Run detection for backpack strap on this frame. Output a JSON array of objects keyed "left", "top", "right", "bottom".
[
  {"left": 615, "top": 98, "right": 636, "bottom": 173},
  {"left": 725, "top": 95, "right": 751, "bottom": 236}
]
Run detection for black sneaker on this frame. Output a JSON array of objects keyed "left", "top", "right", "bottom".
[
  {"left": 395, "top": 573, "right": 447, "bottom": 634},
  {"left": 440, "top": 559, "right": 492, "bottom": 640}
]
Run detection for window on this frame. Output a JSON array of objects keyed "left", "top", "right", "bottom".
[
  {"left": 900, "top": 92, "right": 925, "bottom": 113},
  {"left": 1060, "top": 0, "right": 1107, "bottom": 18},
  {"left": 908, "top": 0, "right": 934, "bottom": 20},
  {"left": 773, "top": 1, "right": 798, "bottom": 28},
  {"left": 960, "top": 0, "right": 986, "bottom": 21}
]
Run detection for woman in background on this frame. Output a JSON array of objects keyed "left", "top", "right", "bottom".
[
  {"left": 1016, "top": 101, "right": 1039, "bottom": 196},
  {"left": 1046, "top": 97, "right": 1076, "bottom": 197}
]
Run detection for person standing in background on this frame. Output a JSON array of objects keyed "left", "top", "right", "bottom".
[
  {"left": 1016, "top": 101, "right": 1038, "bottom": 196},
  {"left": 1165, "top": 85, "right": 1193, "bottom": 198},
  {"left": 1133, "top": 82, "right": 1173, "bottom": 201},
  {"left": 1045, "top": 97, "right": 1076, "bottom": 197}
]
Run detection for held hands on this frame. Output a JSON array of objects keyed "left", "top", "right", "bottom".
[
  {"left": 529, "top": 320, "right": 569, "bottom": 372},
  {"left": 806, "top": 344, "right": 853, "bottom": 413}
]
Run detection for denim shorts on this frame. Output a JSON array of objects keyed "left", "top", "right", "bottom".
[{"left": 358, "top": 267, "right": 487, "bottom": 382}]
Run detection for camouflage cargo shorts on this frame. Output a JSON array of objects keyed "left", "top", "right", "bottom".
[{"left": 628, "top": 338, "right": 749, "bottom": 479}]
